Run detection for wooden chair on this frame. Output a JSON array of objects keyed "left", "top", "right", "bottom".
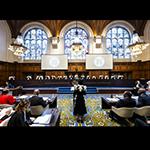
[
  {"left": 112, "top": 106, "right": 136, "bottom": 118},
  {"left": 30, "top": 105, "right": 48, "bottom": 116},
  {"left": 134, "top": 106, "right": 150, "bottom": 117},
  {"left": 112, "top": 106, "right": 136, "bottom": 126}
]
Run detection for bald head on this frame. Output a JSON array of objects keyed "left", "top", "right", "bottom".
[
  {"left": 123, "top": 91, "right": 132, "bottom": 98},
  {"left": 33, "top": 89, "right": 40, "bottom": 96},
  {"left": 138, "top": 88, "right": 146, "bottom": 94},
  {"left": 147, "top": 81, "right": 150, "bottom": 85}
]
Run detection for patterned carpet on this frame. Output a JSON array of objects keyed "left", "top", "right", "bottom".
[{"left": 57, "top": 94, "right": 120, "bottom": 127}]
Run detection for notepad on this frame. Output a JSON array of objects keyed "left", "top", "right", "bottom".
[
  {"left": 19, "top": 95, "right": 29, "bottom": 99},
  {"left": 106, "top": 98, "right": 119, "bottom": 102},
  {"left": 43, "top": 97, "right": 49, "bottom": 101},
  {"left": 33, "top": 114, "right": 52, "bottom": 124}
]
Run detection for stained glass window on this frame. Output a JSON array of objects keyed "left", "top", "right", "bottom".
[
  {"left": 64, "top": 27, "right": 89, "bottom": 60},
  {"left": 106, "top": 26, "right": 131, "bottom": 59},
  {"left": 23, "top": 28, "right": 48, "bottom": 60}
]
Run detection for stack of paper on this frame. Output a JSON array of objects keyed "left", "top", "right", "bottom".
[
  {"left": 132, "top": 96, "right": 138, "bottom": 100},
  {"left": 43, "top": 97, "right": 49, "bottom": 101},
  {"left": 19, "top": 95, "right": 29, "bottom": 99},
  {"left": 30, "top": 124, "right": 49, "bottom": 127},
  {"left": 106, "top": 98, "right": 119, "bottom": 102},
  {"left": 116, "top": 95, "right": 123, "bottom": 99},
  {"left": 33, "top": 114, "right": 52, "bottom": 125}
]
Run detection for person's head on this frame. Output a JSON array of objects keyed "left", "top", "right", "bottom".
[
  {"left": 2, "top": 88, "right": 9, "bottom": 95},
  {"left": 136, "top": 80, "right": 140, "bottom": 84},
  {"left": 138, "top": 88, "right": 146, "bottom": 95},
  {"left": 147, "top": 80, "right": 150, "bottom": 85},
  {"left": 33, "top": 89, "right": 40, "bottom": 96},
  {"left": 123, "top": 91, "right": 132, "bottom": 99},
  {"left": 15, "top": 99, "right": 30, "bottom": 112}
]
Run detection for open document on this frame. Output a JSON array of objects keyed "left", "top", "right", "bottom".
[{"left": 33, "top": 114, "right": 52, "bottom": 125}]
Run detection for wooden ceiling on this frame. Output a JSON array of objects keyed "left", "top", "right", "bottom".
[{"left": 6, "top": 20, "right": 147, "bottom": 38}]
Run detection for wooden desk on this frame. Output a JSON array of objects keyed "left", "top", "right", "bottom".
[
  {"left": 101, "top": 97, "right": 120, "bottom": 109},
  {"left": 31, "top": 108, "right": 61, "bottom": 127},
  {"left": 48, "top": 109, "right": 60, "bottom": 126},
  {"left": 16, "top": 95, "right": 57, "bottom": 108}
]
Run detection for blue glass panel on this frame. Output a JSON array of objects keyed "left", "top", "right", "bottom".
[
  {"left": 23, "top": 28, "right": 48, "bottom": 60},
  {"left": 64, "top": 27, "right": 89, "bottom": 60},
  {"left": 106, "top": 26, "right": 131, "bottom": 59}
]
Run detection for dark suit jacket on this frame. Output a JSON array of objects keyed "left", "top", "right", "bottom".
[
  {"left": 115, "top": 98, "right": 136, "bottom": 108},
  {"left": 138, "top": 95, "right": 150, "bottom": 107},
  {"left": 7, "top": 111, "right": 29, "bottom": 127},
  {"left": 29, "top": 96, "right": 47, "bottom": 108}
]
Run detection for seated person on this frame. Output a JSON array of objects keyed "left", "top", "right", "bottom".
[
  {"left": 86, "top": 75, "right": 90, "bottom": 79},
  {"left": 36, "top": 75, "right": 44, "bottom": 80},
  {"left": 29, "top": 89, "right": 48, "bottom": 108},
  {"left": 99, "top": 75, "right": 103, "bottom": 79},
  {"left": 92, "top": 76, "right": 96, "bottom": 79},
  {"left": 137, "top": 88, "right": 150, "bottom": 107},
  {"left": 115, "top": 91, "right": 136, "bottom": 108},
  {"left": 104, "top": 75, "right": 109, "bottom": 79},
  {"left": 111, "top": 75, "right": 117, "bottom": 79},
  {"left": 133, "top": 80, "right": 144, "bottom": 96},
  {"left": 74, "top": 74, "right": 79, "bottom": 80},
  {"left": 8, "top": 76, "right": 15, "bottom": 80},
  {"left": 109, "top": 91, "right": 136, "bottom": 126},
  {"left": 63, "top": 75, "right": 68, "bottom": 80},
  {"left": 145, "top": 80, "right": 150, "bottom": 92},
  {"left": 68, "top": 75, "right": 73, "bottom": 80},
  {"left": 51, "top": 75, "right": 56, "bottom": 80},
  {"left": 26, "top": 75, "right": 32, "bottom": 80},
  {"left": 57, "top": 76, "right": 62, "bottom": 80},
  {"left": 5, "top": 78, "right": 23, "bottom": 96},
  {"left": 0, "top": 88, "right": 16, "bottom": 105},
  {"left": 5, "top": 80, "right": 15, "bottom": 89},
  {"left": 134, "top": 118, "right": 149, "bottom": 127},
  {"left": 7, "top": 99, "right": 31, "bottom": 127},
  {"left": 45, "top": 75, "right": 50, "bottom": 80},
  {"left": 117, "top": 75, "right": 124, "bottom": 79},
  {"left": 81, "top": 74, "right": 85, "bottom": 80}
]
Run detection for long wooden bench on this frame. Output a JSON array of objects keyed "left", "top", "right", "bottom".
[
  {"left": 14, "top": 79, "right": 148, "bottom": 88},
  {"left": 97, "top": 87, "right": 134, "bottom": 94}
]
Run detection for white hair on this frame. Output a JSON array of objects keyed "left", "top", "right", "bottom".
[{"left": 147, "top": 81, "right": 150, "bottom": 85}]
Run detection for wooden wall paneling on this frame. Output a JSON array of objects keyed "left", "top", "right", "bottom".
[
  {"left": 89, "top": 70, "right": 109, "bottom": 78},
  {"left": 70, "top": 63, "right": 85, "bottom": 71},
  {"left": 1, "top": 60, "right": 150, "bottom": 85}
]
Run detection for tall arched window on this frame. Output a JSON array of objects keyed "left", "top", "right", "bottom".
[
  {"left": 106, "top": 26, "right": 131, "bottom": 59},
  {"left": 64, "top": 27, "right": 89, "bottom": 60},
  {"left": 23, "top": 28, "right": 48, "bottom": 60}
]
